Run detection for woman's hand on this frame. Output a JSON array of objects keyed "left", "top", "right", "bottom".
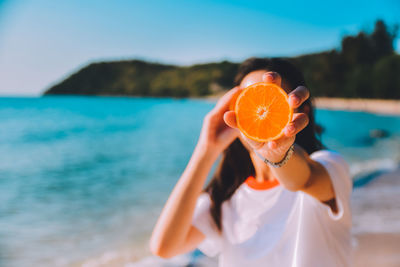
[
  {"left": 197, "top": 87, "right": 241, "bottom": 156},
  {"left": 224, "top": 72, "right": 310, "bottom": 163}
]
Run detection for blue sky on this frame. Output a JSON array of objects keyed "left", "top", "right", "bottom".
[{"left": 0, "top": 0, "right": 399, "bottom": 96}]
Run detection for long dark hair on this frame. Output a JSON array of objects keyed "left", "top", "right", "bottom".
[{"left": 204, "top": 57, "right": 324, "bottom": 231}]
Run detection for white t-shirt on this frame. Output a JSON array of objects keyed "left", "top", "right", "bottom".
[{"left": 192, "top": 150, "right": 352, "bottom": 267}]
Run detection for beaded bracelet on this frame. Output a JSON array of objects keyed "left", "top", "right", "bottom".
[{"left": 254, "top": 144, "right": 295, "bottom": 168}]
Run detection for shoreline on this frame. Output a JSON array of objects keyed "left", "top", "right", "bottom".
[{"left": 6, "top": 95, "right": 400, "bottom": 115}]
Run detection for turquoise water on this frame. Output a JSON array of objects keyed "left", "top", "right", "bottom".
[{"left": 0, "top": 96, "right": 399, "bottom": 266}]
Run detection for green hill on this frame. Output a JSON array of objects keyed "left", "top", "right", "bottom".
[
  {"left": 44, "top": 20, "right": 400, "bottom": 99},
  {"left": 44, "top": 60, "right": 238, "bottom": 97}
]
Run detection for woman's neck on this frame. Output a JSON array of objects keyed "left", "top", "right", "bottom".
[{"left": 250, "top": 152, "right": 275, "bottom": 183}]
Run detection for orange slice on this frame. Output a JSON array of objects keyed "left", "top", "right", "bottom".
[{"left": 235, "top": 82, "right": 293, "bottom": 142}]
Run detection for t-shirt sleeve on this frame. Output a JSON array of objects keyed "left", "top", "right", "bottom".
[
  {"left": 309, "top": 150, "right": 352, "bottom": 223},
  {"left": 192, "top": 192, "right": 222, "bottom": 257}
]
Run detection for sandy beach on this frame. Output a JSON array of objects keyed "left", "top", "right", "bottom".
[
  {"left": 351, "top": 166, "right": 400, "bottom": 267},
  {"left": 352, "top": 233, "right": 400, "bottom": 267},
  {"left": 314, "top": 97, "right": 400, "bottom": 115}
]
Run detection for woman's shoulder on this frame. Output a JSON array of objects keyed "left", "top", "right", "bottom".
[
  {"left": 196, "top": 192, "right": 212, "bottom": 207},
  {"left": 310, "top": 149, "right": 348, "bottom": 170},
  {"left": 309, "top": 149, "right": 352, "bottom": 200}
]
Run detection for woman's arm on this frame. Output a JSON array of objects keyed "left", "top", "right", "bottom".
[
  {"left": 224, "top": 72, "right": 335, "bottom": 203},
  {"left": 149, "top": 145, "right": 215, "bottom": 258},
  {"left": 149, "top": 88, "right": 240, "bottom": 258},
  {"left": 268, "top": 144, "right": 335, "bottom": 202}
]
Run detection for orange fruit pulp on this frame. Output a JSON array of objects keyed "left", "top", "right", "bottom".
[{"left": 232, "top": 82, "right": 293, "bottom": 142}]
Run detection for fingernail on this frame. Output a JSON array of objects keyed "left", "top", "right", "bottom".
[
  {"left": 291, "top": 96, "right": 300, "bottom": 105},
  {"left": 265, "top": 72, "right": 276, "bottom": 81}
]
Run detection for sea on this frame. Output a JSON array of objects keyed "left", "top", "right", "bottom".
[{"left": 0, "top": 96, "right": 399, "bottom": 267}]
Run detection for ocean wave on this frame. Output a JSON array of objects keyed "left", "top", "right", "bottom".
[{"left": 350, "top": 158, "right": 398, "bottom": 178}]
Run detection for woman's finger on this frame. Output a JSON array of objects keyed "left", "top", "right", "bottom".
[
  {"left": 262, "top": 72, "right": 282, "bottom": 87},
  {"left": 214, "top": 86, "right": 241, "bottom": 113},
  {"left": 284, "top": 113, "right": 309, "bottom": 137},
  {"left": 223, "top": 111, "right": 238, "bottom": 129},
  {"left": 288, "top": 86, "right": 310, "bottom": 109},
  {"left": 224, "top": 111, "right": 264, "bottom": 149}
]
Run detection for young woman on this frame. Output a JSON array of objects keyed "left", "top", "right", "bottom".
[{"left": 150, "top": 58, "right": 352, "bottom": 267}]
